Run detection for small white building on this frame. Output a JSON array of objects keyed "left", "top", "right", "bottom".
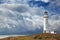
[
  {"left": 50, "top": 30, "right": 56, "bottom": 34},
  {"left": 51, "top": 31, "right": 55, "bottom": 34}
]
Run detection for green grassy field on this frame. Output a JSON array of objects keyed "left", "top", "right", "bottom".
[{"left": 0, "top": 33, "right": 60, "bottom": 40}]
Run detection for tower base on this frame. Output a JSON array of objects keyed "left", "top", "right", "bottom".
[{"left": 44, "top": 31, "right": 47, "bottom": 33}]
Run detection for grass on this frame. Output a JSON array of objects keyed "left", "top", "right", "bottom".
[{"left": 0, "top": 33, "right": 60, "bottom": 40}]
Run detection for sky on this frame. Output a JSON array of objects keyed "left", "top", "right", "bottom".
[{"left": 0, "top": 0, "right": 60, "bottom": 35}]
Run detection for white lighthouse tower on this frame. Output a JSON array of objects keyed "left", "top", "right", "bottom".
[{"left": 43, "top": 11, "right": 48, "bottom": 33}]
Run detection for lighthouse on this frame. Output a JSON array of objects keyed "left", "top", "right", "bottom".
[{"left": 43, "top": 11, "right": 48, "bottom": 33}]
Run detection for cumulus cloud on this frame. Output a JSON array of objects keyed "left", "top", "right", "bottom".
[
  {"left": 0, "top": 0, "right": 29, "bottom": 4},
  {"left": 41, "top": 0, "right": 49, "bottom": 3},
  {"left": 0, "top": 0, "right": 15, "bottom": 4},
  {"left": 48, "top": 14, "right": 60, "bottom": 33},
  {"left": 0, "top": 4, "right": 45, "bottom": 35},
  {"left": 49, "top": 0, "right": 60, "bottom": 7},
  {"left": 30, "top": 0, "right": 49, "bottom": 3},
  {"left": 47, "top": 0, "right": 60, "bottom": 13}
]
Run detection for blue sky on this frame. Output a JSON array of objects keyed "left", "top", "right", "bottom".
[{"left": 0, "top": 0, "right": 60, "bottom": 35}]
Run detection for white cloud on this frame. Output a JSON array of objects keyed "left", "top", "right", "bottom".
[
  {"left": 41, "top": 0, "right": 49, "bottom": 3},
  {"left": 48, "top": 14, "right": 60, "bottom": 32},
  {"left": 33, "top": 0, "right": 49, "bottom": 3},
  {"left": 0, "top": 4, "right": 45, "bottom": 34},
  {"left": 0, "top": 0, "right": 29, "bottom": 4},
  {"left": 48, "top": 0, "right": 60, "bottom": 11}
]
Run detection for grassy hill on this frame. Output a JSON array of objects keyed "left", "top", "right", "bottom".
[{"left": 0, "top": 33, "right": 60, "bottom": 40}]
